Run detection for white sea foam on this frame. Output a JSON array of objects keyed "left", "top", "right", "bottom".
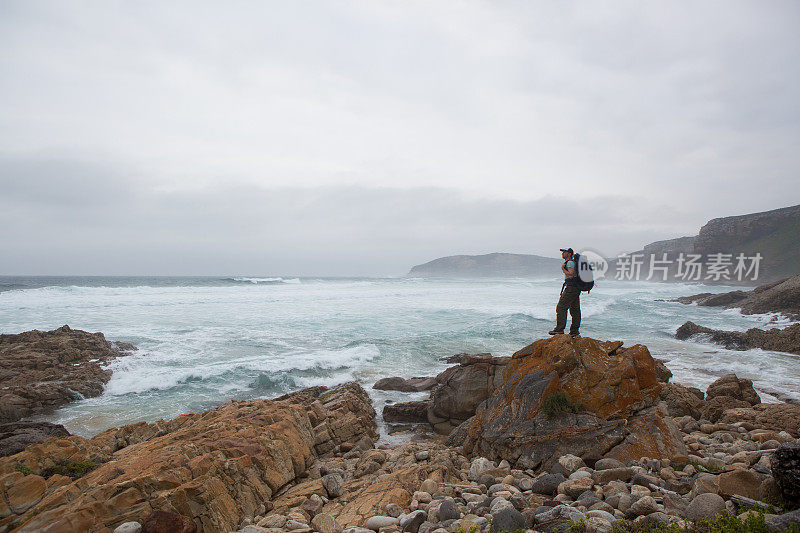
[
  {"left": 231, "top": 277, "right": 301, "bottom": 284},
  {"left": 3, "top": 277, "right": 799, "bottom": 437}
]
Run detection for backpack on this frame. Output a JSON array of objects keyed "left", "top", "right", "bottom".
[{"left": 572, "top": 253, "right": 595, "bottom": 293}]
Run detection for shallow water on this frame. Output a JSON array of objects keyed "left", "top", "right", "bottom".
[{"left": 1, "top": 276, "right": 797, "bottom": 439}]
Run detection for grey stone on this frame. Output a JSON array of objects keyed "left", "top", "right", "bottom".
[
  {"left": 627, "top": 496, "right": 658, "bottom": 518},
  {"left": 470, "top": 457, "right": 494, "bottom": 478},
  {"left": 286, "top": 520, "right": 311, "bottom": 531},
  {"left": 492, "top": 507, "right": 526, "bottom": 533},
  {"left": 766, "top": 509, "right": 800, "bottom": 533},
  {"left": 399, "top": 510, "right": 427, "bottom": 533},
  {"left": 586, "top": 510, "right": 615, "bottom": 522},
  {"left": 685, "top": 493, "right": 726, "bottom": 521},
  {"left": 531, "top": 473, "right": 565, "bottom": 495},
  {"left": 594, "top": 458, "right": 625, "bottom": 471},
  {"left": 322, "top": 473, "right": 344, "bottom": 499},
  {"left": 437, "top": 500, "right": 460, "bottom": 521},
  {"left": 386, "top": 503, "right": 402, "bottom": 518},
  {"left": 113, "top": 523, "right": 142, "bottom": 533},
  {"left": 364, "top": 516, "right": 399, "bottom": 531}
]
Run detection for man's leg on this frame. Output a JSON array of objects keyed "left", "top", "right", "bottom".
[
  {"left": 552, "top": 289, "right": 570, "bottom": 333},
  {"left": 569, "top": 289, "right": 581, "bottom": 335}
]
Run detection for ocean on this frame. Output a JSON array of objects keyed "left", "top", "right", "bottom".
[{"left": 1, "top": 276, "right": 797, "bottom": 439}]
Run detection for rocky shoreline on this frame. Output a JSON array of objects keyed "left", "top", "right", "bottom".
[{"left": 0, "top": 333, "right": 798, "bottom": 532}]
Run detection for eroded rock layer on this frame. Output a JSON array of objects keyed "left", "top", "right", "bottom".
[{"left": 0, "top": 382, "right": 376, "bottom": 532}]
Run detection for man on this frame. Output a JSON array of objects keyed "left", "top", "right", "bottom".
[{"left": 549, "top": 247, "right": 580, "bottom": 338}]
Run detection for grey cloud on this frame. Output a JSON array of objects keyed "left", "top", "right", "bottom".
[
  {"left": 0, "top": 154, "right": 690, "bottom": 275},
  {"left": 1, "top": 1, "right": 799, "bottom": 275}
]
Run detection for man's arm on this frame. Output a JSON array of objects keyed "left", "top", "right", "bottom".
[{"left": 562, "top": 262, "right": 575, "bottom": 278}]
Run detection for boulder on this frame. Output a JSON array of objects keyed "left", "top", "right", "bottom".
[
  {"left": 627, "top": 495, "right": 657, "bottom": 518},
  {"left": 717, "top": 469, "right": 762, "bottom": 500},
  {"left": 373, "top": 377, "right": 436, "bottom": 393},
  {"left": 427, "top": 354, "right": 509, "bottom": 428},
  {"left": 0, "top": 421, "right": 70, "bottom": 457},
  {"left": 491, "top": 507, "right": 526, "bottom": 533},
  {"left": 766, "top": 509, "right": 800, "bottom": 533},
  {"left": 383, "top": 401, "right": 430, "bottom": 424},
  {"left": 531, "top": 473, "right": 565, "bottom": 496},
  {"left": 771, "top": 442, "right": 800, "bottom": 506},
  {"left": 706, "top": 374, "right": 761, "bottom": 405},
  {"left": 0, "top": 382, "right": 377, "bottom": 532},
  {"left": 685, "top": 493, "right": 726, "bottom": 521},
  {"left": 701, "top": 396, "right": 751, "bottom": 422},
  {"left": 461, "top": 336, "right": 684, "bottom": 470},
  {"left": 719, "top": 403, "right": 800, "bottom": 437},
  {"left": 604, "top": 403, "right": 687, "bottom": 463},
  {"left": 322, "top": 473, "right": 344, "bottom": 499},
  {"left": 653, "top": 359, "right": 673, "bottom": 383},
  {"left": 659, "top": 382, "right": 704, "bottom": 419},
  {"left": 0, "top": 326, "right": 134, "bottom": 423}
]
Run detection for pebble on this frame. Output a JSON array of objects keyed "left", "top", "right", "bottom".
[
  {"left": 113, "top": 523, "right": 142, "bottom": 533},
  {"left": 364, "top": 516, "right": 399, "bottom": 531}
]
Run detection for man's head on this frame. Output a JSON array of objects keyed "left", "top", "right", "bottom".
[{"left": 560, "top": 247, "right": 574, "bottom": 260}]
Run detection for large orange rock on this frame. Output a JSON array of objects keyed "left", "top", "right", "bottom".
[
  {"left": 0, "top": 382, "right": 376, "bottom": 532},
  {"left": 461, "top": 336, "right": 685, "bottom": 470}
]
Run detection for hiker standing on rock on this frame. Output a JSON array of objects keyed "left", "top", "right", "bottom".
[{"left": 549, "top": 247, "right": 581, "bottom": 338}]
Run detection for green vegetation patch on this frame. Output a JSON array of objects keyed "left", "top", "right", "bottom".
[
  {"left": 14, "top": 464, "right": 33, "bottom": 475},
  {"left": 40, "top": 459, "right": 97, "bottom": 479},
  {"left": 605, "top": 509, "right": 800, "bottom": 533},
  {"left": 541, "top": 392, "right": 583, "bottom": 419}
]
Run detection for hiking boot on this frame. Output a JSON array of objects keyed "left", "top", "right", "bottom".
[
  {"left": 548, "top": 330, "right": 564, "bottom": 335},
  {"left": 570, "top": 332, "right": 580, "bottom": 338}
]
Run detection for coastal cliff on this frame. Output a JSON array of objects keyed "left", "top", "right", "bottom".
[{"left": 610, "top": 204, "right": 800, "bottom": 284}]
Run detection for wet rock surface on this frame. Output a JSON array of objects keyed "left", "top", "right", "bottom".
[
  {"left": 3, "top": 332, "right": 799, "bottom": 533},
  {"left": 675, "top": 321, "right": 800, "bottom": 355},
  {"left": 672, "top": 273, "right": 800, "bottom": 319},
  {"left": 0, "top": 325, "right": 135, "bottom": 423}
]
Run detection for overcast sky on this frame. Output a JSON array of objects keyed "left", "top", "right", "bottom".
[{"left": 1, "top": 1, "right": 799, "bottom": 275}]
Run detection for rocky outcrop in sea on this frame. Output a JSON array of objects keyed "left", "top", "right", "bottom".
[
  {"left": 675, "top": 321, "right": 800, "bottom": 355},
  {"left": 0, "top": 325, "right": 134, "bottom": 425},
  {"left": 671, "top": 273, "right": 800, "bottom": 320},
  {"left": 670, "top": 273, "right": 800, "bottom": 355}
]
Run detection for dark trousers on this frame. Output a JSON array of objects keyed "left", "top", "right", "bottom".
[{"left": 555, "top": 285, "right": 581, "bottom": 334}]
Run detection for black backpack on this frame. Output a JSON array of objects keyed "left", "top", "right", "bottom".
[{"left": 572, "top": 253, "right": 595, "bottom": 293}]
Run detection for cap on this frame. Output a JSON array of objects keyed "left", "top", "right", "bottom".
[{"left": 559, "top": 247, "right": 574, "bottom": 254}]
